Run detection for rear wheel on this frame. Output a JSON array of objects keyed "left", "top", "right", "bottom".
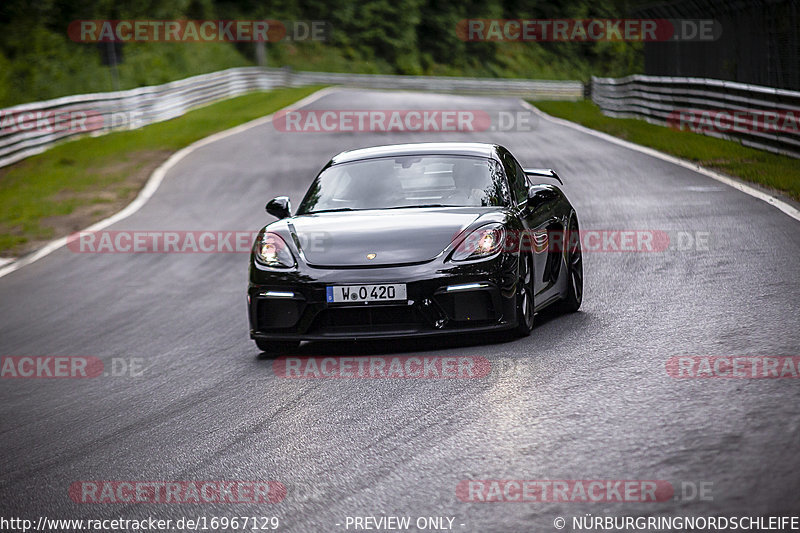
[
  {"left": 515, "top": 253, "right": 535, "bottom": 336},
  {"left": 254, "top": 338, "right": 300, "bottom": 355},
  {"left": 558, "top": 216, "right": 583, "bottom": 313}
]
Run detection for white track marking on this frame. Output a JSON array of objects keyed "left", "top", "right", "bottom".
[{"left": 0, "top": 87, "right": 338, "bottom": 280}]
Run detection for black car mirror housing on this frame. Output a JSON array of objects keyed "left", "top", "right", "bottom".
[
  {"left": 266, "top": 196, "right": 291, "bottom": 219},
  {"left": 527, "top": 185, "right": 557, "bottom": 210}
]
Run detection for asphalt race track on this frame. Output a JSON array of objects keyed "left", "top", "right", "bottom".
[{"left": 1, "top": 88, "right": 799, "bottom": 531}]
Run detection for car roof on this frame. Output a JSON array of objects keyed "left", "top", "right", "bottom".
[{"left": 330, "top": 142, "right": 499, "bottom": 165}]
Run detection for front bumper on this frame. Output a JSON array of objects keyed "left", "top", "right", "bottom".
[{"left": 248, "top": 254, "right": 519, "bottom": 341}]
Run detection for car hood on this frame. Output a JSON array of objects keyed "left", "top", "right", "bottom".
[{"left": 285, "top": 208, "right": 494, "bottom": 267}]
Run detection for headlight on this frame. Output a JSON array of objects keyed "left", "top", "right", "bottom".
[
  {"left": 255, "top": 231, "right": 296, "bottom": 268},
  {"left": 450, "top": 224, "right": 506, "bottom": 261}
]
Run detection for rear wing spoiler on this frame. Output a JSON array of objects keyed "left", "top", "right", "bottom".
[{"left": 523, "top": 168, "right": 563, "bottom": 185}]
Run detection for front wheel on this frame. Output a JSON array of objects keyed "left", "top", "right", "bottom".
[
  {"left": 254, "top": 338, "right": 300, "bottom": 355},
  {"left": 515, "top": 253, "right": 535, "bottom": 336}
]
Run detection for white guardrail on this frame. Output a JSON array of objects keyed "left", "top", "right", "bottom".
[
  {"left": 592, "top": 74, "right": 800, "bottom": 159},
  {"left": 0, "top": 67, "right": 583, "bottom": 169}
]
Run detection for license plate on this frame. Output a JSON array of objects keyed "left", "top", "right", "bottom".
[{"left": 327, "top": 284, "right": 407, "bottom": 303}]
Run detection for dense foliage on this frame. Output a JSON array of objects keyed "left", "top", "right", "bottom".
[{"left": 0, "top": 0, "right": 642, "bottom": 106}]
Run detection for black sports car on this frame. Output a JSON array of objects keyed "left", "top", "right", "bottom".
[{"left": 248, "top": 142, "right": 582, "bottom": 353}]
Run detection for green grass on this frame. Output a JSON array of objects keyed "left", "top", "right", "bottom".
[
  {"left": 532, "top": 100, "right": 800, "bottom": 201},
  {"left": 0, "top": 37, "right": 251, "bottom": 108},
  {"left": 0, "top": 86, "right": 322, "bottom": 255}
]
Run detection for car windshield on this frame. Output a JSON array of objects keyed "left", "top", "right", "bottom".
[{"left": 296, "top": 155, "right": 509, "bottom": 214}]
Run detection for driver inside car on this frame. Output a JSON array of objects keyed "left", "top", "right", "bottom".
[{"left": 448, "top": 160, "right": 487, "bottom": 206}]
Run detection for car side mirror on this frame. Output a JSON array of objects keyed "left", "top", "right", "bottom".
[
  {"left": 266, "top": 196, "right": 291, "bottom": 219},
  {"left": 527, "top": 185, "right": 557, "bottom": 210}
]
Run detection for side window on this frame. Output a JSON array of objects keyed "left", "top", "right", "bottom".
[
  {"left": 487, "top": 159, "right": 512, "bottom": 206},
  {"left": 516, "top": 161, "right": 529, "bottom": 187},
  {"left": 500, "top": 151, "right": 528, "bottom": 206}
]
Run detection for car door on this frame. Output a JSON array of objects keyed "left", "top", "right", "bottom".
[{"left": 497, "top": 148, "right": 554, "bottom": 299}]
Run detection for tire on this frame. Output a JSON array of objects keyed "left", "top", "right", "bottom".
[
  {"left": 254, "top": 338, "right": 300, "bottom": 354},
  {"left": 515, "top": 253, "right": 535, "bottom": 336},
  {"left": 558, "top": 216, "right": 583, "bottom": 313}
]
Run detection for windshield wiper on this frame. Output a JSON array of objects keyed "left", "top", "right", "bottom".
[
  {"left": 384, "top": 204, "right": 458, "bottom": 209},
  {"left": 308, "top": 204, "right": 459, "bottom": 214},
  {"left": 306, "top": 207, "right": 360, "bottom": 214}
]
